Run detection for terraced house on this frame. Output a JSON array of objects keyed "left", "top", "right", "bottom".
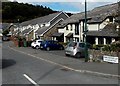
[
  {"left": 13, "top": 11, "right": 69, "bottom": 41},
  {"left": 57, "top": 2, "right": 119, "bottom": 45}
]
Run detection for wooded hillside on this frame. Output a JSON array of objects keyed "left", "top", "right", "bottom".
[{"left": 2, "top": 2, "right": 56, "bottom": 23}]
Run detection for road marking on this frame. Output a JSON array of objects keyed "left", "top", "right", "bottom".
[
  {"left": 9, "top": 46, "right": 120, "bottom": 78},
  {"left": 23, "top": 74, "right": 39, "bottom": 86}
]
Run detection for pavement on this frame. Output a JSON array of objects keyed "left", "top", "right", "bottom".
[{"left": 7, "top": 41, "right": 120, "bottom": 79}]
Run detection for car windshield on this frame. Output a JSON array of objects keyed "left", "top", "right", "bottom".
[{"left": 68, "top": 42, "right": 77, "bottom": 47}]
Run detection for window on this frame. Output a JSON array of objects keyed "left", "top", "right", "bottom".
[
  {"left": 66, "top": 25, "right": 68, "bottom": 30},
  {"left": 70, "top": 24, "right": 72, "bottom": 31},
  {"left": 109, "top": 17, "right": 113, "bottom": 22},
  {"left": 79, "top": 43, "right": 85, "bottom": 48},
  {"left": 75, "top": 23, "right": 79, "bottom": 35}
]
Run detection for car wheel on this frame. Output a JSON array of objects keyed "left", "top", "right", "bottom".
[
  {"left": 65, "top": 54, "right": 69, "bottom": 57},
  {"left": 46, "top": 47, "right": 50, "bottom": 51},
  {"left": 75, "top": 53, "right": 81, "bottom": 58},
  {"left": 36, "top": 45, "right": 39, "bottom": 49}
]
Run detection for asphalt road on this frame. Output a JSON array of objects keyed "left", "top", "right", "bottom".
[{"left": 1, "top": 42, "right": 119, "bottom": 85}]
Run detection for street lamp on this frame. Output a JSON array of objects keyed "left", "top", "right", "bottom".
[{"left": 84, "top": 0, "right": 89, "bottom": 62}]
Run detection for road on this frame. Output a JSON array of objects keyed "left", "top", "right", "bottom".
[{"left": 1, "top": 42, "right": 119, "bottom": 85}]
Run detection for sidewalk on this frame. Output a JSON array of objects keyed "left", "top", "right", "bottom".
[{"left": 9, "top": 41, "right": 119, "bottom": 78}]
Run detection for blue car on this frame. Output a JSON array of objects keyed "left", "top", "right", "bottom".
[{"left": 40, "top": 40, "right": 64, "bottom": 51}]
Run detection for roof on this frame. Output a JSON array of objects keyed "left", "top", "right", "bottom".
[
  {"left": 35, "top": 18, "right": 63, "bottom": 36},
  {"left": 35, "top": 26, "right": 49, "bottom": 36},
  {"left": 52, "top": 32, "right": 63, "bottom": 37},
  {"left": 20, "top": 12, "right": 61, "bottom": 26},
  {"left": 87, "top": 23, "right": 118, "bottom": 37},
  {"left": 65, "top": 33, "right": 73, "bottom": 38},
  {"left": 22, "top": 28, "right": 33, "bottom": 35},
  {"left": 115, "top": 17, "right": 120, "bottom": 23},
  {"left": 58, "top": 3, "right": 118, "bottom": 27}
]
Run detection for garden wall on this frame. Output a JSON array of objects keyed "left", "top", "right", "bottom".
[{"left": 88, "top": 49, "right": 120, "bottom": 62}]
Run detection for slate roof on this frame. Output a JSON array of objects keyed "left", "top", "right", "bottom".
[
  {"left": 115, "top": 16, "right": 120, "bottom": 23},
  {"left": 35, "top": 26, "right": 49, "bottom": 36},
  {"left": 22, "top": 28, "right": 33, "bottom": 35},
  {"left": 87, "top": 23, "right": 118, "bottom": 37},
  {"left": 52, "top": 32, "right": 63, "bottom": 37},
  {"left": 20, "top": 12, "right": 61, "bottom": 26},
  {"left": 65, "top": 33, "right": 73, "bottom": 38},
  {"left": 59, "top": 3, "right": 118, "bottom": 27}
]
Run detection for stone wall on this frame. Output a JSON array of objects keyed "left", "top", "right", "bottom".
[{"left": 88, "top": 49, "right": 120, "bottom": 62}]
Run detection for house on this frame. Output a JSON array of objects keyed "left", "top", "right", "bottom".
[
  {"left": 57, "top": 2, "right": 119, "bottom": 45},
  {"left": 15, "top": 11, "right": 69, "bottom": 41}
]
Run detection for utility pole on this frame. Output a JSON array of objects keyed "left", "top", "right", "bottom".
[
  {"left": 17, "top": 19, "right": 20, "bottom": 38},
  {"left": 84, "top": 0, "right": 89, "bottom": 62}
]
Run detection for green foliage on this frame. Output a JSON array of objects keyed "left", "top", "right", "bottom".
[
  {"left": 2, "top": 2, "right": 55, "bottom": 23},
  {"left": 101, "top": 43, "right": 120, "bottom": 52},
  {"left": 102, "top": 45, "right": 111, "bottom": 51},
  {"left": 92, "top": 44, "right": 104, "bottom": 50}
]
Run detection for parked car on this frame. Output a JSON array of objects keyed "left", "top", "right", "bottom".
[
  {"left": 65, "top": 42, "right": 91, "bottom": 58},
  {"left": 31, "top": 39, "right": 43, "bottom": 49},
  {"left": 40, "top": 40, "right": 64, "bottom": 51}
]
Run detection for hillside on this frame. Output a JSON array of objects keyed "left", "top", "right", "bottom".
[{"left": 2, "top": 2, "right": 56, "bottom": 23}]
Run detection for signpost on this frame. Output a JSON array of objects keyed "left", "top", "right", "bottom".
[{"left": 84, "top": 0, "right": 89, "bottom": 62}]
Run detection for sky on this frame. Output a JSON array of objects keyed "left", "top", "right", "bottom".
[{"left": 9, "top": 0, "right": 119, "bottom": 13}]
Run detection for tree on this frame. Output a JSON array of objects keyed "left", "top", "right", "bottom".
[{"left": 2, "top": 2, "right": 55, "bottom": 23}]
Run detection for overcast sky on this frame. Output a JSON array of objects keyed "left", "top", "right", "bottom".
[{"left": 9, "top": 0, "right": 119, "bottom": 13}]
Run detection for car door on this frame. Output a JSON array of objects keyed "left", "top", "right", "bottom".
[
  {"left": 53, "top": 41, "right": 58, "bottom": 49},
  {"left": 65, "top": 42, "right": 76, "bottom": 55}
]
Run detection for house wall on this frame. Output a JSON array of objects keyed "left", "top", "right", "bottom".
[
  {"left": 42, "top": 19, "right": 63, "bottom": 40},
  {"left": 100, "top": 18, "right": 109, "bottom": 29},
  {"left": 58, "top": 28, "right": 64, "bottom": 33},
  {"left": 60, "top": 21, "right": 86, "bottom": 43},
  {"left": 63, "top": 24, "right": 74, "bottom": 42},
  {"left": 26, "top": 30, "right": 34, "bottom": 41},
  {"left": 88, "top": 24, "right": 99, "bottom": 31}
]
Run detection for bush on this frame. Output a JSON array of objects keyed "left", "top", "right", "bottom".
[
  {"left": 92, "top": 44, "right": 104, "bottom": 50},
  {"left": 102, "top": 42, "right": 120, "bottom": 52},
  {"left": 102, "top": 45, "right": 111, "bottom": 51},
  {"left": 59, "top": 42, "right": 68, "bottom": 47}
]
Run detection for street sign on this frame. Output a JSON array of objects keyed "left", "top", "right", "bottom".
[{"left": 103, "top": 55, "right": 119, "bottom": 64}]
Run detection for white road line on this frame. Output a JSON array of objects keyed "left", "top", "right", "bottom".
[
  {"left": 9, "top": 46, "right": 120, "bottom": 78},
  {"left": 23, "top": 74, "right": 39, "bottom": 86}
]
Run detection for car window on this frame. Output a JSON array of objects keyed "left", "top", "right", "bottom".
[
  {"left": 79, "top": 43, "right": 85, "bottom": 48},
  {"left": 68, "top": 42, "right": 77, "bottom": 47},
  {"left": 54, "top": 41, "right": 58, "bottom": 44}
]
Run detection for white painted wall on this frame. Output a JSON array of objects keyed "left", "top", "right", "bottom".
[
  {"left": 88, "top": 24, "right": 99, "bottom": 31},
  {"left": 100, "top": 18, "right": 109, "bottom": 29},
  {"left": 58, "top": 28, "right": 64, "bottom": 33},
  {"left": 64, "top": 24, "right": 74, "bottom": 42}
]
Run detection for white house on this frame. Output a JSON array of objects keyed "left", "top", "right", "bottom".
[
  {"left": 14, "top": 11, "right": 69, "bottom": 41},
  {"left": 57, "top": 2, "right": 119, "bottom": 45}
]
